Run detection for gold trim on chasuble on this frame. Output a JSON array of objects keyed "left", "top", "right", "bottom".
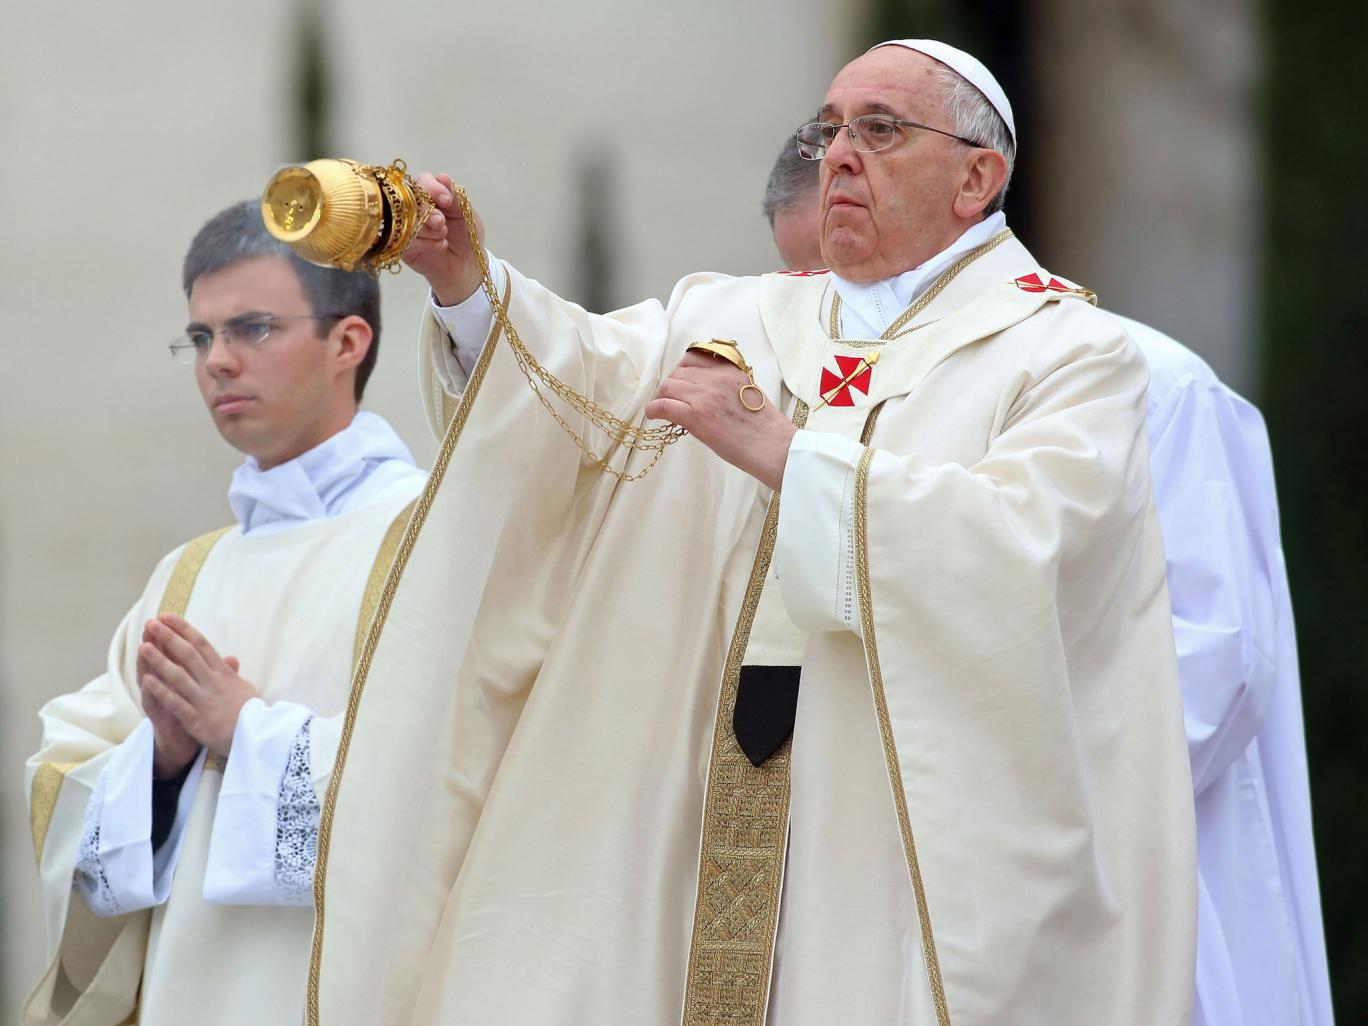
[
  {"left": 854, "top": 447, "right": 952, "bottom": 1026},
  {"left": 681, "top": 399, "right": 809, "bottom": 1026},
  {"left": 826, "top": 228, "right": 1015, "bottom": 344},
  {"left": 29, "top": 525, "right": 233, "bottom": 866},
  {"left": 306, "top": 273, "right": 512, "bottom": 1026}
]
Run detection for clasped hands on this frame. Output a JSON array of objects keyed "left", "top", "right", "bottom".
[{"left": 138, "top": 614, "right": 256, "bottom": 779}]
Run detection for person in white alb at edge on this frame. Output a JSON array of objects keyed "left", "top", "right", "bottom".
[
  {"left": 307, "top": 39, "right": 1200, "bottom": 1026},
  {"left": 22, "top": 200, "right": 427, "bottom": 1026},
  {"left": 762, "top": 130, "right": 1335, "bottom": 1026}
]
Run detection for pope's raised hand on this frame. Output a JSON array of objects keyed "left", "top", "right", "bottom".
[
  {"left": 645, "top": 350, "right": 797, "bottom": 491},
  {"left": 138, "top": 614, "right": 257, "bottom": 761},
  {"left": 403, "top": 171, "right": 488, "bottom": 308}
]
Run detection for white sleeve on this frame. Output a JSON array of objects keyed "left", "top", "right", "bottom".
[
  {"left": 430, "top": 251, "right": 506, "bottom": 382},
  {"left": 773, "top": 429, "right": 864, "bottom": 634},
  {"left": 202, "top": 698, "right": 317, "bottom": 906},
  {"left": 73, "top": 718, "right": 206, "bottom": 916},
  {"left": 1147, "top": 378, "right": 1280, "bottom": 794}
]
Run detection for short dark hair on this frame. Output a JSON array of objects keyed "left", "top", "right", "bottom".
[
  {"left": 763, "top": 133, "right": 820, "bottom": 229},
  {"left": 182, "top": 200, "right": 382, "bottom": 401}
]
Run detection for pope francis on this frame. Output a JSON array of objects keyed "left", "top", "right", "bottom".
[{"left": 310, "top": 40, "right": 1198, "bottom": 1026}]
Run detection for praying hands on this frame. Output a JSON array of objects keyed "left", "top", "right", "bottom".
[{"left": 137, "top": 614, "right": 256, "bottom": 777}]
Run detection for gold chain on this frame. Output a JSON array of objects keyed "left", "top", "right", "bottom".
[{"left": 444, "top": 184, "right": 686, "bottom": 481}]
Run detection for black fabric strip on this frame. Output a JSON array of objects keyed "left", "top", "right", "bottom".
[
  {"left": 733, "top": 665, "right": 802, "bottom": 767},
  {"left": 151, "top": 755, "right": 197, "bottom": 853}
]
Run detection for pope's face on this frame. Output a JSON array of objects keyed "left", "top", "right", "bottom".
[
  {"left": 818, "top": 47, "right": 976, "bottom": 282},
  {"left": 188, "top": 256, "right": 350, "bottom": 469}
]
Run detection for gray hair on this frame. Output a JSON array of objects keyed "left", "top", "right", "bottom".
[
  {"left": 935, "top": 63, "right": 1016, "bottom": 215},
  {"left": 181, "top": 200, "right": 382, "bottom": 401},
  {"left": 762, "top": 134, "right": 820, "bottom": 228}
]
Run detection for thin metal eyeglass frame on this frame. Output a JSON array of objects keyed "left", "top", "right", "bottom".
[
  {"left": 795, "top": 115, "right": 982, "bottom": 160},
  {"left": 168, "top": 313, "right": 344, "bottom": 364}
]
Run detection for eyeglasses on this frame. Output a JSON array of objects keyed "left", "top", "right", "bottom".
[
  {"left": 169, "top": 313, "right": 341, "bottom": 365},
  {"left": 795, "top": 115, "right": 981, "bottom": 160}
]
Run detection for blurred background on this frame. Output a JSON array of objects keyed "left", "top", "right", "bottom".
[{"left": 2, "top": 0, "right": 1363, "bottom": 1018}]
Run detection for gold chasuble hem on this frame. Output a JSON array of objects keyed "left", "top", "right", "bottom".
[
  {"left": 306, "top": 273, "right": 512, "bottom": 1026},
  {"left": 854, "top": 446, "right": 952, "bottom": 1026},
  {"left": 681, "top": 401, "right": 809, "bottom": 1026}
]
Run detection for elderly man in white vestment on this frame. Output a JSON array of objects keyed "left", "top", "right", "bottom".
[
  {"left": 764, "top": 137, "right": 1335, "bottom": 1026},
  {"left": 22, "top": 201, "right": 426, "bottom": 1026},
  {"left": 308, "top": 40, "right": 1198, "bottom": 1026}
]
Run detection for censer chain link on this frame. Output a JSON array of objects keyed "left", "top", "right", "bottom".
[{"left": 428, "top": 181, "right": 686, "bottom": 482}]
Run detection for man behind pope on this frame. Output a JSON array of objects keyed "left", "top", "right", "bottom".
[
  {"left": 310, "top": 40, "right": 1198, "bottom": 1025},
  {"left": 23, "top": 201, "right": 426, "bottom": 1026}
]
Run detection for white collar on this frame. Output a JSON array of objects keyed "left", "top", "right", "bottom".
[
  {"left": 830, "top": 211, "right": 1007, "bottom": 338},
  {"left": 227, "top": 411, "right": 417, "bottom": 535}
]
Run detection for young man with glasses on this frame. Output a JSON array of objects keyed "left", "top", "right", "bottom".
[
  {"left": 311, "top": 40, "right": 1196, "bottom": 1025},
  {"left": 23, "top": 200, "right": 425, "bottom": 1026}
]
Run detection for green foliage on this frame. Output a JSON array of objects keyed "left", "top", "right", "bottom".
[{"left": 1264, "top": 1, "right": 1368, "bottom": 1018}]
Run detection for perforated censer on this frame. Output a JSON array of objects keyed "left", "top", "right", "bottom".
[
  {"left": 259, "top": 157, "right": 691, "bottom": 481},
  {"left": 260, "top": 158, "right": 434, "bottom": 273}
]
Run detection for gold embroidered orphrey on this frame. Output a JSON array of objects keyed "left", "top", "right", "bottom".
[
  {"left": 680, "top": 238, "right": 1002, "bottom": 1026},
  {"left": 681, "top": 399, "right": 809, "bottom": 1026}
]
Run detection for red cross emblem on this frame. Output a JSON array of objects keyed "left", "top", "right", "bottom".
[
  {"left": 818, "top": 354, "right": 875, "bottom": 407},
  {"left": 1012, "top": 271, "right": 1077, "bottom": 294}
]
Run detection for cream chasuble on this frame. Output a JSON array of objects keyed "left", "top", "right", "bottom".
[
  {"left": 312, "top": 234, "right": 1196, "bottom": 1026},
  {"left": 24, "top": 487, "right": 418, "bottom": 1026}
]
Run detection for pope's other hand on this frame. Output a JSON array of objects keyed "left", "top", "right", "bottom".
[{"left": 645, "top": 350, "right": 796, "bottom": 491}]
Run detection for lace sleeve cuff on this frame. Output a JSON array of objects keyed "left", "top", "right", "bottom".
[{"left": 203, "top": 699, "right": 318, "bottom": 905}]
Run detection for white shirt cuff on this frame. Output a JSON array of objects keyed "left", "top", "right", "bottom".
[
  {"left": 774, "top": 430, "right": 865, "bottom": 634},
  {"left": 431, "top": 250, "right": 504, "bottom": 376},
  {"left": 202, "top": 698, "right": 313, "bottom": 905},
  {"left": 78, "top": 719, "right": 206, "bottom": 914}
]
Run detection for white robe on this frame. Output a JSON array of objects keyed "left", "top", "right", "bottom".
[
  {"left": 23, "top": 412, "right": 425, "bottom": 1026},
  {"left": 311, "top": 232, "right": 1197, "bottom": 1026},
  {"left": 1124, "top": 319, "right": 1333, "bottom": 1026}
]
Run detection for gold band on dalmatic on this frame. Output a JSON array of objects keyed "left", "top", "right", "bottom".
[
  {"left": 854, "top": 446, "right": 952, "bottom": 1026},
  {"left": 681, "top": 400, "right": 809, "bottom": 1026},
  {"left": 306, "top": 274, "right": 512, "bottom": 1026}
]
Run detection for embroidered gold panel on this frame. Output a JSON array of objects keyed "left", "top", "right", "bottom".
[{"left": 681, "top": 402, "right": 809, "bottom": 1026}]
